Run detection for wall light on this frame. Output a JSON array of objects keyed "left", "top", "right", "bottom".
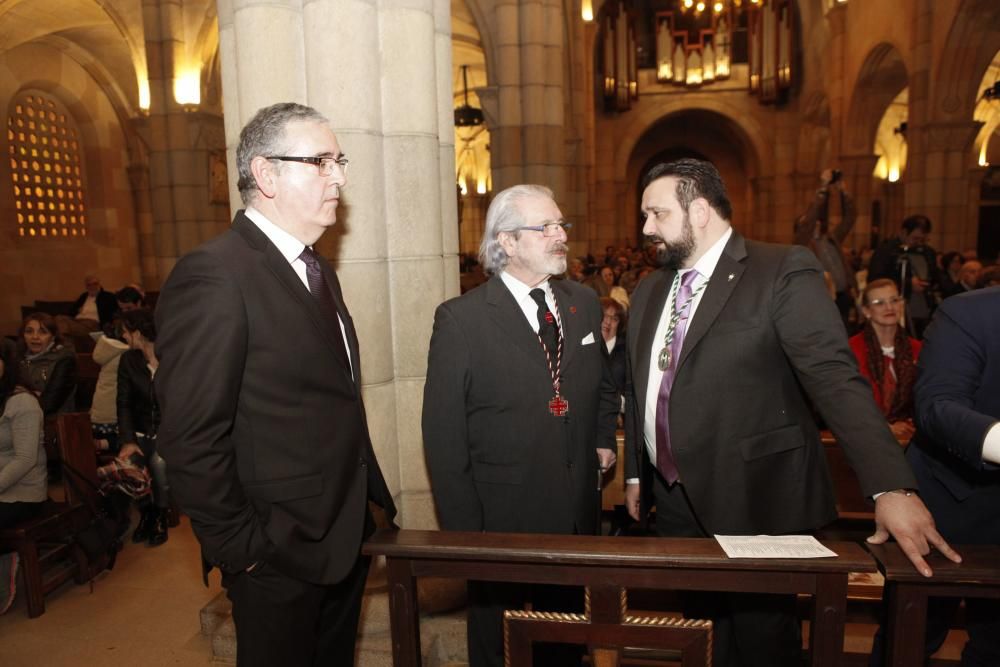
[
  {"left": 582, "top": 0, "right": 594, "bottom": 22},
  {"left": 138, "top": 78, "right": 151, "bottom": 111},
  {"left": 174, "top": 68, "right": 201, "bottom": 106}
]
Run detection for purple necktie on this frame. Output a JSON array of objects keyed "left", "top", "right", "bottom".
[{"left": 655, "top": 269, "right": 700, "bottom": 484}]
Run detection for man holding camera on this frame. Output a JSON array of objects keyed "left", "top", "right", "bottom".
[{"left": 793, "top": 168, "right": 857, "bottom": 328}]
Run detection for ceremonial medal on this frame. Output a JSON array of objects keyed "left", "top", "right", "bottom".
[
  {"left": 535, "top": 290, "right": 567, "bottom": 418},
  {"left": 548, "top": 394, "right": 570, "bottom": 417},
  {"left": 657, "top": 346, "right": 671, "bottom": 372}
]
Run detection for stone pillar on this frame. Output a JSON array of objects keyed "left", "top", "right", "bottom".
[
  {"left": 490, "top": 0, "right": 567, "bottom": 198},
  {"left": 143, "top": 0, "right": 229, "bottom": 284},
  {"left": 903, "top": 121, "right": 982, "bottom": 251},
  {"left": 126, "top": 161, "right": 158, "bottom": 289},
  {"left": 838, "top": 154, "right": 879, "bottom": 250},
  {"left": 216, "top": 0, "right": 455, "bottom": 528},
  {"left": 824, "top": 3, "right": 848, "bottom": 158},
  {"left": 751, "top": 176, "right": 776, "bottom": 242}
]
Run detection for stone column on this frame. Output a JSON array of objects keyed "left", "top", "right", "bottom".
[
  {"left": 824, "top": 3, "right": 848, "bottom": 158},
  {"left": 903, "top": 121, "right": 982, "bottom": 251},
  {"left": 216, "top": 0, "right": 455, "bottom": 528},
  {"left": 143, "top": 0, "right": 229, "bottom": 284},
  {"left": 751, "top": 176, "right": 776, "bottom": 242},
  {"left": 126, "top": 161, "right": 158, "bottom": 288},
  {"left": 838, "top": 154, "right": 879, "bottom": 250},
  {"left": 490, "top": 0, "right": 567, "bottom": 198}
]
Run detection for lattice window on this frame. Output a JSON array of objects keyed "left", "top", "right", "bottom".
[{"left": 7, "top": 92, "right": 87, "bottom": 238}]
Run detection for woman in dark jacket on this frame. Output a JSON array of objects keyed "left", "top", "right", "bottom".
[
  {"left": 599, "top": 297, "right": 627, "bottom": 407},
  {"left": 17, "top": 312, "right": 77, "bottom": 415},
  {"left": 115, "top": 309, "right": 168, "bottom": 546}
]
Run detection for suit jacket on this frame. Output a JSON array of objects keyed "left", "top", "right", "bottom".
[
  {"left": 907, "top": 287, "right": 1000, "bottom": 544},
  {"left": 422, "top": 275, "right": 619, "bottom": 536},
  {"left": 73, "top": 289, "right": 118, "bottom": 326},
  {"left": 624, "top": 232, "right": 916, "bottom": 535},
  {"left": 155, "top": 211, "right": 395, "bottom": 585},
  {"left": 116, "top": 349, "right": 158, "bottom": 456}
]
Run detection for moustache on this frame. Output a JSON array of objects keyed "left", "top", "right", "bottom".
[
  {"left": 550, "top": 243, "right": 569, "bottom": 253},
  {"left": 644, "top": 234, "right": 665, "bottom": 245}
]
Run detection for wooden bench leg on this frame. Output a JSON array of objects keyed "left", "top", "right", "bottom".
[{"left": 17, "top": 540, "right": 45, "bottom": 618}]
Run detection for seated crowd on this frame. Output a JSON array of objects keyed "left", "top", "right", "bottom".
[{"left": 0, "top": 277, "right": 167, "bottom": 614}]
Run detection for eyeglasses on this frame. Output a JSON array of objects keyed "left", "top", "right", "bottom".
[
  {"left": 868, "top": 296, "right": 904, "bottom": 307},
  {"left": 266, "top": 155, "right": 349, "bottom": 177},
  {"left": 515, "top": 221, "right": 572, "bottom": 237}
]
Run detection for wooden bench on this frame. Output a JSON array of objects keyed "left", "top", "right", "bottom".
[
  {"left": 0, "top": 502, "right": 90, "bottom": 617},
  {"left": 867, "top": 542, "right": 1000, "bottom": 666},
  {"left": 364, "top": 528, "right": 875, "bottom": 667},
  {"left": 0, "top": 413, "right": 106, "bottom": 617}
]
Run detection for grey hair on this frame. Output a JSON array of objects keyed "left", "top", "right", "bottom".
[
  {"left": 236, "top": 102, "right": 330, "bottom": 206},
  {"left": 479, "top": 184, "right": 554, "bottom": 276}
]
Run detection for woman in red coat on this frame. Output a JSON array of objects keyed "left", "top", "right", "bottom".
[{"left": 849, "top": 278, "right": 922, "bottom": 442}]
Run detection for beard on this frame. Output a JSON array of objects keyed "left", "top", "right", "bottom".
[{"left": 646, "top": 213, "right": 695, "bottom": 270}]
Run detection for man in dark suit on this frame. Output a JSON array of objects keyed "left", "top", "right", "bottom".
[
  {"left": 623, "top": 159, "right": 959, "bottom": 666},
  {"left": 155, "top": 102, "right": 396, "bottom": 667},
  {"left": 905, "top": 287, "right": 1000, "bottom": 665},
  {"left": 68, "top": 275, "right": 118, "bottom": 330},
  {"left": 423, "top": 184, "right": 619, "bottom": 667}
]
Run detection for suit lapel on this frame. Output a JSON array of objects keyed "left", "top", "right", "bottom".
[
  {"left": 233, "top": 214, "right": 354, "bottom": 378},
  {"left": 633, "top": 268, "right": 674, "bottom": 411},
  {"left": 551, "top": 280, "right": 581, "bottom": 368},
  {"left": 319, "top": 261, "right": 362, "bottom": 386},
  {"left": 677, "top": 232, "right": 748, "bottom": 370},
  {"left": 486, "top": 276, "right": 548, "bottom": 369}
]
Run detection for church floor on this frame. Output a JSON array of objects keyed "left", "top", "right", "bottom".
[{"left": 0, "top": 515, "right": 221, "bottom": 666}]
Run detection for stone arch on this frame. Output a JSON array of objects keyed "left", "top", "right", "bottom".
[
  {"left": 617, "top": 106, "right": 764, "bottom": 240},
  {"left": 456, "top": 0, "right": 497, "bottom": 89},
  {"left": 932, "top": 0, "right": 1000, "bottom": 123},
  {"left": 843, "top": 42, "right": 909, "bottom": 155},
  {"left": 613, "top": 96, "right": 769, "bottom": 184}
]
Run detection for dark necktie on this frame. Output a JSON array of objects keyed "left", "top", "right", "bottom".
[
  {"left": 655, "top": 269, "right": 700, "bottom": 484},
  {"left": 299, "top": 247, "right": 350, "bottom": 369},
  {"left": 529, "top": 288, "right": 560, "bottom": 355}
]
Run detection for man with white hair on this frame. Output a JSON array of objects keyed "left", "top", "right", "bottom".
[{"left": 423, "top": 184, "right": 619, "bottom": 667}]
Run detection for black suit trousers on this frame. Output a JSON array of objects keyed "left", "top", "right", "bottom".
[
  {"left": 222, "top": 553, "right": 371, "bottom": 667},
  {"left": 652, "top": 471, "right": 801, "bottom": 667}
]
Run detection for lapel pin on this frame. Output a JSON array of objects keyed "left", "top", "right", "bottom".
[
  {"left": 728, "top": 273, "right": 735, "bottom": 282},
  {"left": 570, "top": 306, "right": 577, "bottom": 314}
]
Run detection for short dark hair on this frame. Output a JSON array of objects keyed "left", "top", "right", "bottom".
[
  {"left": 641, "top": 158, "right": 733, "bottom": 221},
  {"left": 599, "top": 296, "right": 628, "bottom": 335},
  {"left": 901, "top": 215, "right": 932, "bottom": 235},
  {"left": 120, "top": 308, "right": 157, "bottom": 343},
  {"left": 115, "top": 286, "right": 144, "bottom": 306},
  {"left": 236, "top": 103, "right": 330, "bottom": 206}
]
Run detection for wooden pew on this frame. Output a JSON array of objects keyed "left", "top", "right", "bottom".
[
  {"left": 0, "top": 413, "right": 99, "bottom": 617},
  {"left": 867, "top": 542, "right": 1000, "bottom": 667},
  {"left": 364, "top": 528, "right": 875, "bottom": 667}
]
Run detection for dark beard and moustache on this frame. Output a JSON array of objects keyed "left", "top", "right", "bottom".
[{"left": 645, "top": 214, "right": 695, "bottom": 270}]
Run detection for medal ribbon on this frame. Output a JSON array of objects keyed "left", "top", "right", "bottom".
[{"left": 659, "top": 271, "right": 708, "bottom": 367}]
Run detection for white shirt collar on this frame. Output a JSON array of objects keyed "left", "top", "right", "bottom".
[
  {"left": 685, "top": 226, "right": 733, "bottom": 281},
  {"left": 244, "top": 207, "right": 307, "bottom": 264},
  {"left": 500, "top": 270, "right": 551, "bottom": 304}
]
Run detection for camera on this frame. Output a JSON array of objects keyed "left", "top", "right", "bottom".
[{"left": 829, "top": 169, "right": 842, "bottom": 185}]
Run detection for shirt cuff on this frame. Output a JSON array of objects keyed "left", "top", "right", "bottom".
[
  {"left": 626, "top": 478, "right": 639, "bottom": 485},
  {"left": 983, "top": 422, "right": 1000, "bottom": 465}
]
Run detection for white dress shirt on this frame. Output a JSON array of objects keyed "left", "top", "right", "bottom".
[
  {"left": 499, "top": 271, "right": 563, "bottom": 333},
  {"left": 634, "top": 227, "right": 733, "bottom": 474},
  {"left": 244, "top": 207, "right": 353, "bottom": 378},
  {"left": 984, "top": 423, "right": 1000, "bottom": 465}
]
